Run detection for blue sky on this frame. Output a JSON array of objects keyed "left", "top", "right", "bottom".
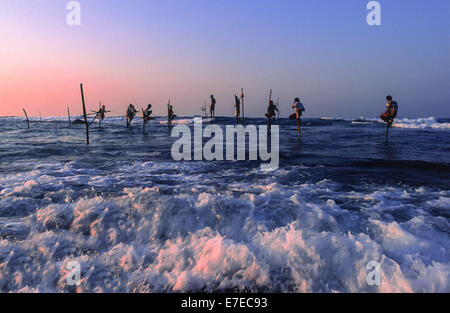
[{"left": 1, "top": 0, "right": 449, "bottom": 117}]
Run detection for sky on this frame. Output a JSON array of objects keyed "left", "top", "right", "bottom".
[{"left": 0, "top": 0, "right": 449, "bottom": 118}]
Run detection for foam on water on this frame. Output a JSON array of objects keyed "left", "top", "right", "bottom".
[
  {"left": 0, "top": 161, "right": 448, "bottom": 292},
  {"left": 320, "top": 116, "right": 450, "bottom": 129},
  {"left": 0, "top": 116, "right": 448, "bottom": 292},
  {"left": 3, "top": 115, "right": 450, "bottom": 130},
  {"left": 392, "top": 117, "right": 450, "bottom": 129},
  {"left": 159, "top": 118, "right": 195, "bottom": 125}
]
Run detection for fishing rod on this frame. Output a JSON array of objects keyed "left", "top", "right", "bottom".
[
  {"left": 276, "top": 94, "right": 280, "bottom": 120},
  {"left": 88, "top": 115, "right": 98, "bottom": 127},
  {"left": 201, "top": 101, "right": 207, "bottom": 117},
  {"left": 87, "top": 109, "right": 101, "bottom": 127}
]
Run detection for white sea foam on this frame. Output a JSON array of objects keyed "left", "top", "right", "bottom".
[
  {"left": 321, "top": 116, "right": 450, "bottom": 129},
  {"left": 0, "top": 161, "right": 448, "bottom": 292},
  {"left": 158, "top": 117, "right": 216, "bottom": 125},
  {"left": 392, "top": 117, "right": 450, "bottom": 129},
  {"left": 361, "top": 116, "right": 450, "bottom": 129},
  {"left": 3, "top": 115, "right": 449, "bottom": 130},
  {"left": 159, "top": 118, "right": 194, "bottom": 125}
]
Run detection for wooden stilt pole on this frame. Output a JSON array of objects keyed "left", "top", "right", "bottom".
[
  {"left": 39, "top": 110, "right": 42, "bottom": 122},
  {"left": 126, "top": 104, "right": 131, "bottom": 128},
  {"left": 23, "top": 108, "right": 30, "bottom": 129},
  {"left": 142, "top": 108, "right": 146, "bottom": 134},
  {"left": 98, "top": 101, "right": 102, "bottom": 127},
  {"left": 67, "top": 107, "right": 72, "bottom": 126},
  {"left": 241, "top": 88, "right": 245, "bottom": 125},
  {"left": 167, "top": 100, "right": 171, "bottom": 127},
  {"left": 385, "top": 123, "right": 390, "bottom": 144},
  {"left": 88, "top": 115, "right": 97, "bottom": 127},
  {"left": 267, "top": 89, "right": 273, "bottom": 130},
  {"left": 276, "top": 95, "right": 280, "bottom": 120},
  {"left": 80, "top": 83, "right": 89, "bottom": 145},
  {"left": 297, "top": 118, "right": 301, "bottom": 137}
]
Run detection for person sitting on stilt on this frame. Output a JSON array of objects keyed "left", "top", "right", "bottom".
[
  {"left": 143, "top": 104, "right": 152, "bottom": 123},
  {"left": 265, "top": 100, "right": 279, "bottom": 130},
  {"left": 290, "top": 97, "right": 305, "bottom": 137},
  {"left": 126, "top": 104, "right": 138, "bottom": 127},
  {"left": 380, "top": 95, "right": 399, "bottom": 144}
]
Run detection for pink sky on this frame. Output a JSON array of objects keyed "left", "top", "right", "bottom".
[{"left": 1, "top": 1, "right": 449, "bottom": 118}]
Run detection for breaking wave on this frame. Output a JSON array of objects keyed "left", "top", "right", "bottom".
[
  {"left": 320, "top": 116, "right": 450, "bottom": 130},
  {"left": 0, "top": 161, "right": 448, "bottom": 293},
  {"left": 392, "top": 117, "right": 450, "bottom": 129}
]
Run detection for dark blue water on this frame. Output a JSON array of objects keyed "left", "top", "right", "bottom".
[
  {"left": 0, "top": 116, "right": 449, "bottom": 292},
  {"left": 2, "top": 116, "right": 449, "bottom": 188}
]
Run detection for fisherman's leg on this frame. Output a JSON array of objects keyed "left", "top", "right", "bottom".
[{"left": 385, "top": 122, "right": 391, "bottom": 144}]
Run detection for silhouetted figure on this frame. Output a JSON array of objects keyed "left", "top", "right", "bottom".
[
  {"left": 143, "top": 104, "right": 152, "bottom": 123},
  {"left": 210, "top": 95, "right": 216, "bottom": 118},
  {"left": 380, "top": 95, "right": 399, "bottom": 144},
  {"left": 168, "top": 101, "right": 176, "bottom": 126},
  {"left": 234, "top": 94, "right": 240, "bottom": 124},
  {"left": 90, "top": 104, "right": 109, "bottom": 127},
  {"left": 289, "top": 98, "right": 305, "bottom": 137},
  {"left": 98, "top": 105, "right": 107, "bottom": 121},
  {"left": 126, "top": 104, "right": 138, "bottom": 127},
  {"left": 265, "top": 100, "right": 279, "bottom": 130}
]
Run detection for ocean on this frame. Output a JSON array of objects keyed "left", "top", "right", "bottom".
[{"left": 0, "top": 115, "right": 449, "bottom": 292}]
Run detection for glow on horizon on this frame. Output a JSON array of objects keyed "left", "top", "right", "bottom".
[{"left": 0, "top": 0, "right": 449, "bottom": 118}]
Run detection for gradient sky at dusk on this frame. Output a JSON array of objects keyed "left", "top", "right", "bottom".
[{"left": 0, "top": 0, "right": 449, "bottom": 118}]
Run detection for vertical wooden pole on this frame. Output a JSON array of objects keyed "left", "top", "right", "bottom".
[
  {"left": 39, "top": 110, "right": 42, "bottom": 122},
  {"left": 241, "top": 88, "right": 245, "bottom": 125},
  {"left": 142, "top": 108, "right": 146, "bottom": 134},
  {"left": 67, "top": 107, "right": 72, "bottom": 126},
  {"left": 235, "top": 95, "right": 238, "bottom": 125},
  {"left": 276, "top": 95, "right": 280, "bottom": 119},
  {"left": 267, "top": 89, "right": 273, "bottom": 129},
  {"left": 98, "top": 101, "right": 102, "bottom": 127},
  {"left": 385, "top": 123, "right": 390, "bottom": 144},
  {"left": 80, "top": 83, "right": 89, "bottom": 145},
  {"left": 167, "top": 100, "right": 171, "bottom": 127},
  {"left": 23, "top": 108, "right": 30, "bottom": 129}
]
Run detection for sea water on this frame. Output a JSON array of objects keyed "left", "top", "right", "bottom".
[{"left": 0, "top": 116, "right": 448, "bottom": 292}]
